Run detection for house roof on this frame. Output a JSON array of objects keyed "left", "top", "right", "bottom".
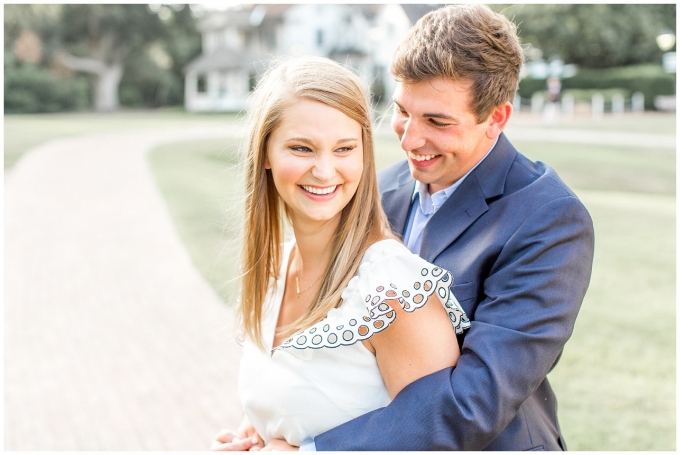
[
  {"left": 400, "top": 4, "right": 444, "bottom": 24},
  {"left": 184, "top": 46, "right": 254, "bottom": 73},
  {"left": 197, "top": 4, "right": 293, "bottom": 32}
]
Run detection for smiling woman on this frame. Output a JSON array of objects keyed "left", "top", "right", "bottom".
[{"left": 210, "top": 57, "right": 469, "bottom": 451}]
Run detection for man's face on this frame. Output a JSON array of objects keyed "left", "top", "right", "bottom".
[{"left": 391, "top": 77, "right": 501, "bottom": 194}]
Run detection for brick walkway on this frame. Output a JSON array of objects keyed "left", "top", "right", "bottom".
[{"left": 5, "top": 127, "right": 245, "bottom": 450}]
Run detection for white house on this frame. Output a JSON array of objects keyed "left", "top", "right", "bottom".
[{"left": 184, "top": 4, "right": 430, "bottom": 112}]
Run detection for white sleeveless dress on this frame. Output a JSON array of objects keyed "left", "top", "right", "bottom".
[{"left": 238, "top": 239, "right": 470, "bottom": 446}]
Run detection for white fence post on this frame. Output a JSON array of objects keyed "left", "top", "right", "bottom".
[
  {"left": 632, "top": 92, "right": 645, "bottom": 113},
  {"left": 591, "top": 93, "right": 604, "bottom": 119},
  {"left": 612, "top": 93, "right": 624, "bottom": 117},
  {"left": 561, "top": 93, "right": 574, "bottom": 117},
  {"left": 531, "top": 92, "right": 544, "bottom": 115},
  {"left": 513, "top": 94, "right": 522, "bottom": 113}
]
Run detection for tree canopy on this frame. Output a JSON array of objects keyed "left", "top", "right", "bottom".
[{"left": 494, "top": 4, "right": 677, "bottom": 68}]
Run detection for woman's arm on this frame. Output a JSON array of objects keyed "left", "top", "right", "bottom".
[{"left": 363, "top": 293, "right": 460, "bottom": 399}]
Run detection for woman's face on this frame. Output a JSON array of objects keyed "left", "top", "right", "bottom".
[{"left": 266, "top": 98, "right": 364, "bottom": 228}]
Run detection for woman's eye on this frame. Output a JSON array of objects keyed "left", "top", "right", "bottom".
[
  {"left": 336, "top": 146, "right": 355, "bottom": 153},
  {"left": 290, "top": 146, "right": 312, "bottom": 152}
]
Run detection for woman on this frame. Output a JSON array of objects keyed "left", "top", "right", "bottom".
[{"left": 211, "top": 57, "right": 469, "bottom": 451}]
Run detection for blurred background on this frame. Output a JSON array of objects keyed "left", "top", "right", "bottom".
[{"left": 4, "top": 3, "right": 676, "bottom": 451}]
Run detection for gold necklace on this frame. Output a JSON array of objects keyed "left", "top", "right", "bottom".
[{"left": 295, "top": 272, "right": 321, "bottom": 296}]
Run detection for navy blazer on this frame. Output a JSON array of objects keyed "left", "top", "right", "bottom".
[{"left": 314, "top": 133, "right": 595, "bottom": 450}]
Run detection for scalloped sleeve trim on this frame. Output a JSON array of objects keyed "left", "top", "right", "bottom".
[{"left": 274, "top": 242, "right": 470, "bottom": 352}]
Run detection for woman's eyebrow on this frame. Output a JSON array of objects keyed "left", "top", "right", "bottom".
[
  {"left": 287, "top": 137, "right": 358, "bottom": 144},
  {"left": 287, "top": 137, "right": 314, "bottom": 144}
]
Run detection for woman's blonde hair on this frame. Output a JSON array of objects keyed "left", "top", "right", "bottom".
[{"left": 239, "top": 56, "right": 391, "bottom": 349}]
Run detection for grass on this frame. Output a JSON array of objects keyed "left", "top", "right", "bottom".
[
  {"left": 146, "top": 138, "right": 244, "bottom": 305},
  {"left": 3, "top": 108, "right": 240, "bottom": 169},
  {"left": 4, "top": 110, "right": 676, "bottom": 450},
  {"left": 548, "top": 190, "right": 675, "bottom": 450}
]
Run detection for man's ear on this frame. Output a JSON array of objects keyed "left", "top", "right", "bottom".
[{"left": 485, "top": 101, "right": 513, "bottom": 139}]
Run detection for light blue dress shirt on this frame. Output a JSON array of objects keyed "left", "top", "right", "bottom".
[{"left": 299, "top": 139, "right": 497, "bottom": 451}]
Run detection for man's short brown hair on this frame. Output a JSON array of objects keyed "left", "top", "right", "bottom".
[{"left": 391, "top": 4, "right": 524, "bottom": 122}]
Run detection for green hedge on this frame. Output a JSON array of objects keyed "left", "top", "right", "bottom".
[
  {"left": 4, "top": 64, "right": 90, "bottom": 114},
  {"left": 518, "top": 64, "right": 675, "bottom": 110}
]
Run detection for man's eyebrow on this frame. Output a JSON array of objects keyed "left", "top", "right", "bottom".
[{"left": 393, "top": 99, "right": 457, "bottom": 121}]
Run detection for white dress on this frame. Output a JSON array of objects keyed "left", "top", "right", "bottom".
[{"left": 238, "top": 239, "right": 470, "bottom": 446}]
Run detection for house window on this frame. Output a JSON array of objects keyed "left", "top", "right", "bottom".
[
  {"left": 197, "top": 74, "right": 208, "bottom": 93},
  {"left": 316, "top": 29, "right": 324, "bottom": 46}
]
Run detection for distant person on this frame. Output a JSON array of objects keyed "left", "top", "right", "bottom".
[
  {"left": 211, "top": 56, "right": 470, "bottom": 451},
  {"left": 543, "top": 75, "right": 562, "bottom": 123},
  {"left": 547, "top": 75, "right": 562, "bottom": 103}
]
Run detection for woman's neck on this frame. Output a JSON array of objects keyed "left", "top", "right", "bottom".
[{"left": 290, "top": 215, "right": 339, "bottom": 277}]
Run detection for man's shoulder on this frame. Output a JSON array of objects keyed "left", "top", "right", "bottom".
[{"left": 378, "top": 160, "right": 410, "bottom": 193}]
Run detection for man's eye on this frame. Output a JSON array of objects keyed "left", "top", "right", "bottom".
[{"left": 430, "top": 119, "right": 450, "bottom": 127}]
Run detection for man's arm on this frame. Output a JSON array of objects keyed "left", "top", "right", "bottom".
[{"left": 314, "top": 196, "right": 595, "bottom": 450}]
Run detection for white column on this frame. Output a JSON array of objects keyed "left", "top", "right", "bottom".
[
  {"left": 612, "top": 93, "right": 624, "bottom": 117},
  {"left": 632, "top": 92, "right": 645, "bottom": 113},
  {"left": 591, "top": 93, "right": 604, "bottom": 119}
]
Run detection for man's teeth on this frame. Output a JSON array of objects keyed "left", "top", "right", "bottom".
[
  {"left": 410, "top": 153, "right": 438, "bottom": 162},
  {"left": 301, "top": 185, "right": 337, "bottom": 195}
]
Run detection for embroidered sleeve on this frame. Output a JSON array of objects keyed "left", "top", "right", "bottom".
[{"left": 275, "top": 247, "right": 470, "bottom": 351}]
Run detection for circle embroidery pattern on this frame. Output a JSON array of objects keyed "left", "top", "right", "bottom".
[{"left": 273, "top": 261, "right": 470, "bottom": 351}]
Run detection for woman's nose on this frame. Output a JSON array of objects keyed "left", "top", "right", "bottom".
[{"left": 311, "top": 154, "right": 335, "bottom": 181}]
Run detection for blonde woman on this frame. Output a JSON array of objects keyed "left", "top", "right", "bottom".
[{"left": 211, "top": 57, "right": 470, "bottom": 451}]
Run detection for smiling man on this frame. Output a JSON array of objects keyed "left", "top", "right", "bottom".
[{"left": 309, "top": 4, "right": 596, "bottom": 451}]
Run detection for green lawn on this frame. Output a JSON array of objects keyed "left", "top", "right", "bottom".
[
  {"left": 5, "top": 110, "right": 676, "bottom": 450},
  {"left": 3, "top": 109, "right": 240, "bottom": 169}
]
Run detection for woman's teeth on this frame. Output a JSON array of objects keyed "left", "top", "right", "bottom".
[
  {"left": 301, "top": 185, "right": 337, "bottom": 195},
  {"left": 409, "top": 153, "right": 438, "bottom": 162}
]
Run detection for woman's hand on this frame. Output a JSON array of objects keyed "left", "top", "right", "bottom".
[
  {"left": 210, "top": 416, "right": 264, "bottom": 451},
  {"left": 261, "top": 439, "right": 298, "bottom": 451}
]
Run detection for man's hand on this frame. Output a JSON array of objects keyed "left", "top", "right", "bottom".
[
  {"left": 210, "top": 428, "right": 264, "bottom": 451},
  {"left": 261, "top": 439, "right": 298, "bottom": 451}
]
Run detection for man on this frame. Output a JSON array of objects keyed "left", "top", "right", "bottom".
[{"left": 308, "top": 4, "right": 594, "bottom": 450}]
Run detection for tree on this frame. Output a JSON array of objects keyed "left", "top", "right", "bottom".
[
  {"left": 57, "top": 4, "right": 168, "bottom": 111},
  {"left": 493, "top": 4, "right": 676, "bottom": 68}
]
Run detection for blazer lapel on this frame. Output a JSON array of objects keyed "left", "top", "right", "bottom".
[
  {"left": 419, "top": 133, "right": 517, "bottom": 262},
  {"left": 380, "top": 167, "right": 415, "bottom": 238},
  {"left": 419, "top": 173, "right": 488, "bottom": 262}
]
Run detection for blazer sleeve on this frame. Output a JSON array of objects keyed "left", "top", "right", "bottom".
[{"left": 314, "top": 195, "right": 595, "bottom": 450}]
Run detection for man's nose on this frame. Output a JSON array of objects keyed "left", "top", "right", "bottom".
[{"left": 398, "top": 118, "right": 427, "bottom": 152}]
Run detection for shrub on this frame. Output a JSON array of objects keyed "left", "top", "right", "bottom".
[
  {"left": 4, "top": 64, "right": 90, "bottom": 113},
  {"left": 518, "top": 64, "right": 675, "bottom": 110}
]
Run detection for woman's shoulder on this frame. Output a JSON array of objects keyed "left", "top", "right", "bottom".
[{"left": 360, "top": 238, "right": 412, "bottom": 265}]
